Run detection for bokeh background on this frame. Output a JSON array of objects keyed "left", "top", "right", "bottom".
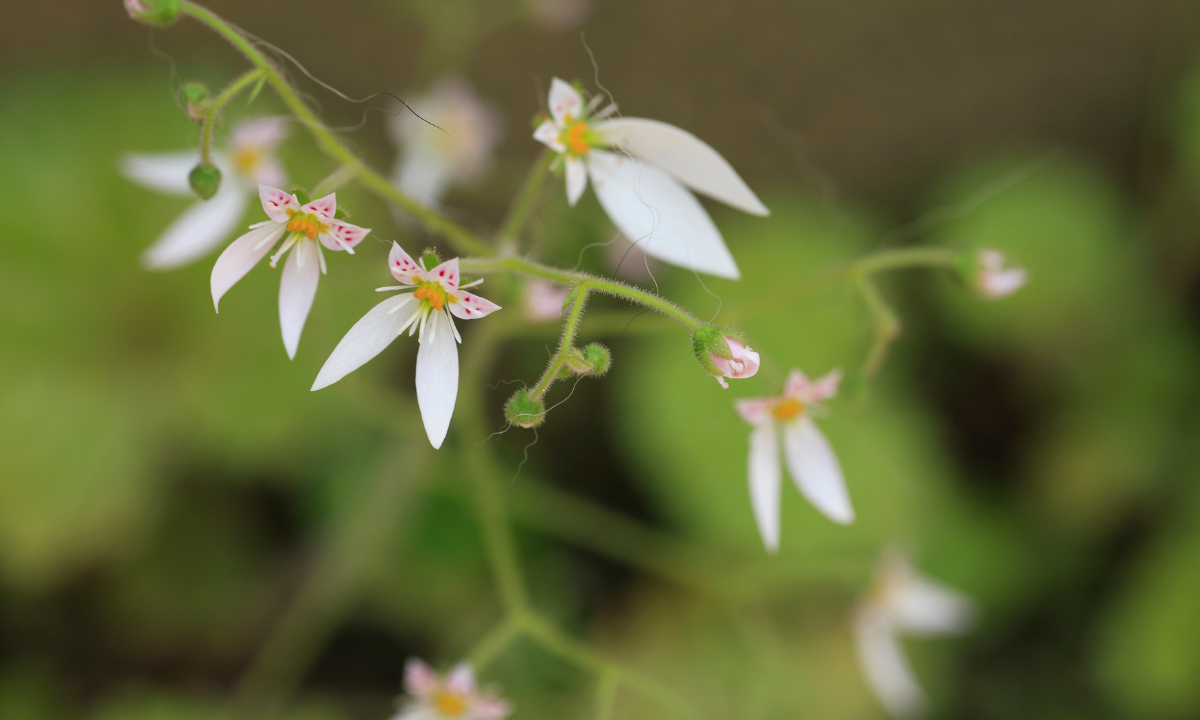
[{"left": 4, "top": 0, "right": 1200, "bottom": 718}]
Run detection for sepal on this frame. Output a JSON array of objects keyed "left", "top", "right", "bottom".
[{"left": 504, "top": 388, "right": 546, "bottom": 428}]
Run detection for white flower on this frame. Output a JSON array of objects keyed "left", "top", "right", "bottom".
[
  {"left": 393, "top": 659, "right": 512, "bottom": 720},
  {"left": 854, "top": 549, "right": 974, "bottom": 718},
  {"left": 974, "top": 249, "right": 1027, "bottom": 299},
  {"left": 311, "top": 243, "right": 501, "bottom": 449},
  {"left": 211, "top": 185, "right": 370, "bottom": 359},
  {"left": 734, "top": 368, "right": 852, "bottom": 551},
  {"left": 532, "top": 78, "right": 768, "bottom": 279},
  {"left": 526, "top": 0, "right": 590, "bottom": 31},
  {"left": 389, "top": 79, "right": 503, "bottom": 210},
  {"left": 121, "top": 117, "right": 288, "bottom": 270},
  {"left": 522, "top": 279, "right": 570, "bottom": 322}
]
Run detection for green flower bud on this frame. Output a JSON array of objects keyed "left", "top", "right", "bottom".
[
  {"left": 188, "top": 164, "right": 222, "bottom": 200},
  {"left": 504, "top": 388, "right": 546, "bottom": 429},
  {"left": 421, "top": 249, "right": 442, "bottom": 270},
  {"left": 582, "top": 342, "right": 611, "bottom": 377},
  {"left": 182, "top": 82, "right": 210, "bottom": 121},
  {"left": 123, "top": 0, "right": 181, "bottom": 27}
]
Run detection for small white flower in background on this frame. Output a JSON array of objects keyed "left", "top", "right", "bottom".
[
  {"left": 533, "top": 78, "right": 769, "bottom": 280},
  {"left": 526, "top": 0, "right": 590, "bottom": 31},
  {"left": 211, "top": 185, "right": 370, "bottom": 359},
  {"left": 121, "top": 117, "right": 288, "bottom": 270},
  {"left": 854, "top": 548, "right": 974, "bottom": 718},
  {"left": 392, "top": 659, "right": 512, "bottom": 720},
  {"left": 311, "top": 243, "right": 501, "bottom": 449},
  {"left": 606, "top": 233, "right": 661, "bottom": 282},
  {"left": 974, "top": 249, "right": 1027, "bottom": 299},
  {"left": 522, "top": 279, "right": 570, "bottom": 322},
  {"left": 389, "top": 79, "right": 503, "bottom": 210},
  {"left": 734, "top": 368, "right": 851, "bottom": 551}
]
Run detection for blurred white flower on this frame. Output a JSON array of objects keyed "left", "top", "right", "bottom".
[
  {"left": 389, "top": 79, "right": 503, "bottom": 210},
  {"left": 533, "top": 78, "right": 769, "bottom": 279},
  {"left": 854, "top": 548, "right": 974, "bottom": 718},
  {"left": 522, "top": 279, "right": 570, "bottom": 322},
  {"left": 974, "top": 249, "right": 1027, "bottom": 299},
  {"left": 734, "top": 368, "right": 851, "bottom": 551},
  {"left": 392, "top": 659, "right": 511, "bottom": 720},
  {"left": 526, "top": 0, "right": 590, "bottom": 31},
  {"left": 121, "top": 117, "right": 288, "bottom": 270}
]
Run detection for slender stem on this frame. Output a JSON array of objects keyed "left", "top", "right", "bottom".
[
  {"left": 199, "top": 68, "right": 263, "bottom": 165},
  {"left": 311, "top": 163, "right": 359, "bottom": 197},
  {"left": 498, "top": 149, "right": 553, "bottom": 248},
  {"left": 593, "top": 670, "right": 620, "bottom": 720},
  {"left": 179, "top": 2, "right": 492, "bottom": 257},
  {"left": 855, "top": 246, "right": 958, "bottom": 275},
  {"left": 530, "top": 284, "right": 589, "bottom": 400},
  {"left": 461, "top": 256, "right": 702, "bottom": 331},
  {"left": 856, "top": 273, "right": 901, "bottom": 379},
  {"left": 466, "top": 618, "right": 522, "bottom": 671}
]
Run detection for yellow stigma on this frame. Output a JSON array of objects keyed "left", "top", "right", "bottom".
[
  {"left": 431, "top": 690, "right": 469, "bottom": 718},
  {"left": 562, "top": 120, "right": 591, "bottom": 156},
  {"left": 414, "top": 281, "right": 454, "bottom": 311},
  {"left": 285, "top": 211, "right": 327, "bottom": 240},
  {"left": 772, "top": 398, "right": 804, "bottom": 422},
  {"left": 233, "top": 147, "right": 261, "bottom": 174}
]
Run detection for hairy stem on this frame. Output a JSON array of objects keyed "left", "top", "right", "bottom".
[
  {"left": 199, "top": 67, "right": 263, "bottom": 165},
  {"left": 498, "top": 149, "right": 553, "bottom": 248},
  {"left": 530, "top": 283, "right": 589, "bottom": 400},
  {"left": 856, "top": 274, "right": 901, "bottom": 379}
]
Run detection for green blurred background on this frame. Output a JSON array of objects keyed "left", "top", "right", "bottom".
[{"left": 4, "top": 0, "right": 1200, "bottom": 718}]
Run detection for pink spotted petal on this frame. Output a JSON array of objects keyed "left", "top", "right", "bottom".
[
  {"left": 319, "top": 219, "right": 370, "bottom": 252},
  {"left": 474, "top": 697, "right": 513, "bottom": 720},
  {"left": 428, "top": 257, "right": 460, "bottom": 292},
  {"left": 444, "top": 663, "right": 476, "bottom": 696},
  {"left": 404, "top": 658, "right": 440, "bottom": 698},
  {"left": 735, "top": 397, "right": 774, "bottom": 426},
  {"left": 449, "top": 289, "right": 501, "bottom": 320},
  {"left": 805, "top": 369, "right": 842, "bottom": 404},
  {"left": 302, "top": 193, "right": 337, "bottom": 221},
  {"left": 548, "top": 77, "right": 584, "bottom": 126},
  {"left": 389, "top": 242, "right": 424, "bottom": 284},
  {"left": 259, "top": 185, "right": 300, "bottom": 222}
]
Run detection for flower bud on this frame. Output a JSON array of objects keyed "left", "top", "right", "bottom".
[
  {"left": 692, "top": 325, "right": 760, "bottom": 389},
  {"left": 188, "top": 164, "right": 222, "bottom": 200},
  {"left": 504, "top": 388, "right": 546, "bottom": 428},
  {"left": 582, "top": 343, "right": 611, "bottom": 377},
  {"left": 561, "top": 347, "right": 590, "bottom": 376},
  {"left": 124, "top": 0, "right": 181, "bottom": 27},
  {"left": 182, "top": 82, "right": 210, "bottom": 119},
  {"left": 959, "top": 248, "right": 1027, "bottom": 300}
]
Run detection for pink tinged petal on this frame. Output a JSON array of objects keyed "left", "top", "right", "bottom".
[
  {"left": 259, "top": 185, "right": 300, "bottom": 222},
  {"left": 390, "top": 242, "right": 424, "bottom": 284},
  {"left": 522, "top": 280, "right": 569, "bottom": 322},
  {"left": 319, "top": 219, "right": 371, "bottom": 252},
  {"left": 805, "top": 369, "right": 843, "bottom": 403},
  {"left": 782, "top": 416, "right": 854, "bottom": 524},
  {"left": 783, "top": 369, "right": 810, "bottom": 399},
  {"left": 311, "top": 295, "right": 417, "bottom": 391},
  {"left": 473, "top": 698, "right": 513, "bottom": 720},
  {"left": 748, "top": 423, "right": 782, "bottom": 553},
  {"left": 121, "top": 151, "right": 199, "bottom": 196},
  {"left": 533, "top": 119, "right": 566, "bottom": 153},
  {"left": 231, "top": 116, "right": 288, "bottom": 152},
  {"left": 735, "top": 397, "right": 774, "bottom": 425},
  {"left": 142, "top": 182, "right": 247, "bottom": 270},
  {"left": 444, "top": 663, "right": 476, "bottom": 696},
  {"left": 211, "top": 223, "right": 286, "bottom": 311},
  {"left": 565, "top": 156, "right": 588, "bottom": 206},
  {"left": 721, "top": 337, "right": 760, "bottom": 380},
  {"left": 416, "top": 311, "right": 459, "bottom": 449},
  {"left": 449, "top": 290, "right": 501, "bottom": 320},
  {"left": 548, "top": 77, "right": 584, "bottom": 125},
  {"left": 895, "top": 575, "right": 974, "bottom": 636},
  {"left": 302, "top": 193, "right": 337, "bottom": 221},
  {"left": 594, "top": 117, "right": 769, "bottom": 216},
  {"left": 854, "top": 608, "right": 925, "bottom": 719},
  {"left": 586, "top": 150, "right": 740, "bottom": 279},
  {"left": 279, "top": 241, "right": 321, "bottom": 359},
  {"left": 429, "top": 257, "right": 460, "bottom": 292},
  {"left": 251, "top": 158, "right": 287, "bottom": 188},
  {"left": 404, "top": 658, "right": 440, "bottom": 697}
]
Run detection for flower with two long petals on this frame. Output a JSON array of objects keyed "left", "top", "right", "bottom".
[
  {"left": 311, "top": 244, "right": 500, "bottom": 449},
  {"left": 533, "top": 78, "right": 768, "bottom": 279},
  {"left": 211, "top": 186, "right": 370, "bottom": 358},
  {"left": 122, "top": 117, "right": 288, "bottom": 270},
  {"left": 393, "top": 659, "right": 511, "bottom": 720},
  {"left": 854, "top": 549, "right": 974, "bottom": 718},
  {"left": 735, "top": 368, "right": 852, "bottom": 551}
]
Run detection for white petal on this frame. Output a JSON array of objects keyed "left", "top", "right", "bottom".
[
  {"left": 782, "top": 416, "right": 854, "bottom": 524},
  {"left": 585, "top": 150, "right": 740, "bottom": 279},
  {"left": 444, "top": 663, "right": 477, "bottom": 695},
  {"left": 279, "top": 241, "right": 321, "bottom": 359},
  {"left": 595, "top": 118, "right": 768, "bottom": 216},
  {"left": 565, "top": 156, "right": 588, "bottom": 206},
  {"left": 896, "top": 576, "right": 974, "bottom": 636},
  {"left": 533, "top": 119, "right": 565, "bottom": 153},
  {"left": 311, "top": 296, "right": 416, "bottom": 391},
  {"left": 548, "top": 77, "right": 584, "bottom": 126},
  {"left": 393, "top": 147, "right": 452, "bottom": 207},
  {"left": 748, "top": 424, "right": 782, "bottom": 553},
  {"left": 415, "top": 311, "right": 459, "bottom": 449},
  {"left": 141, "top": 183, "right": 247, "bottom": 270},
  {"left": 211, "top": 223, "right": 286, "bottom": 311},
  {"left": 120, "top": 151, "right": 198, "bottom": 196},
  {"left": 854, "top": 609, "right": 925, "bottom": 718}
]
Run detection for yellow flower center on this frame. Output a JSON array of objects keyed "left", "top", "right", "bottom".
[
  {"left": 414, "top": 280, "right": 455, "bottom": 311},
  {"left": 285, "top": 211, "right": 328, "bottom": 240},
  {"left": 772, "top": 398, "right": 804, "bottom": 422},
  {"left": 431, "top": 690, "right": 469, "bottom": 718},
  {"left": 562, "top": 120, "right": 592, "bottom": 156},
  {"left": 233, "top": 147, "right": 262, "bottom": 175}
]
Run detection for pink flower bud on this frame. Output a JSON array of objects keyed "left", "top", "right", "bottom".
[
  {"left": 124, "top": 0, "right": 148, "bottom": 16},
  {"left": 710, "top": 336, "right": 760, "bottom": 389},
  {"left": 975, "top": 249, "right": 1027, "bottom": 300}
]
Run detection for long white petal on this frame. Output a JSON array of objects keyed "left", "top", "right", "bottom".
[
  {"left": 595, "top": 118, "right": 769, "bottom": 216},
  {"left": 120, "top": 151, "right": 198, "bottom": 196},
  {"left": 565, "top": 155, "right": 588, "bottom": 207},
  {"left": 782, "top": 416, "right": 854, "bottom": 524},
  {"left": 586, "top": 150, "right": 740, "bottom": 279},
  {"left": 854, "top": 609, "right": 925, "bottom": 718},
  {"left": 142, "top": 184, "right": 247, "bottom": 270},
  {"left": 748, "top": 424, "right": 782, "bottom": 553},
  {"left": 279, "top": 241, "right": 321, "bottom": 359},
  {"left": 311, "top": 296, "right": 416, "bottom": 391},
  {"left": 211, "top": 223, "right": 286, "bottom": 312},
  {"left": 415, "top": 311, "right": 459, "bottom": 449},
  {"left": 896, "top": 576, "right": 974, "bottom": 636}
]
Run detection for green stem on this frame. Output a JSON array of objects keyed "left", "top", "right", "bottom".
[
  {"left": 856, "top": 273, "right": 901, "bottom": 379},
  {"left": 593, "top": 670, "right": 620, "bottom": 720},
  {"left": 311, "top": 163, "right": 359, "bottom": 197},
  {"left": 199, "top": 68, "right": 263, "bottom": 165},
  {"left": 530, "top": 283, "right": 589, "bottom": 400},
  {"left": 498, "top": 149, "right": 553, "bottom": 248},
  {"left": 466, "top": 618, "right": 522, "bottom": 671},
  {"left": 179, "top": 2, "right": 491, "bottom": 257},
  {"left": 461, "top": 256, "right": 701, "bottom": 331}
]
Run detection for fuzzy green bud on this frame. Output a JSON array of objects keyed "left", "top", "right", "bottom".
[
  {"left": 504, "top": 388, "right": 546, "bottom": 429},
  {"left": 421, "top": 249, "right": 442, "bottom": 270},
  {"left": 123, "top": 0, "right": 181, "bottom": 27},
  {"left": 561, "top": 348, "right": 590, "bottom": 377},
  {"left": 582, "top": 343, "right": 611, "bottom": 377},
  {"left": 691, "top": 324, "right": 760, "bottom": 387},
  {"left": 182, "top": 83, "right": 210, "bottom": 121},
  {"left": 188, "top": 164, "right": 222, "bottom": 200}
]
